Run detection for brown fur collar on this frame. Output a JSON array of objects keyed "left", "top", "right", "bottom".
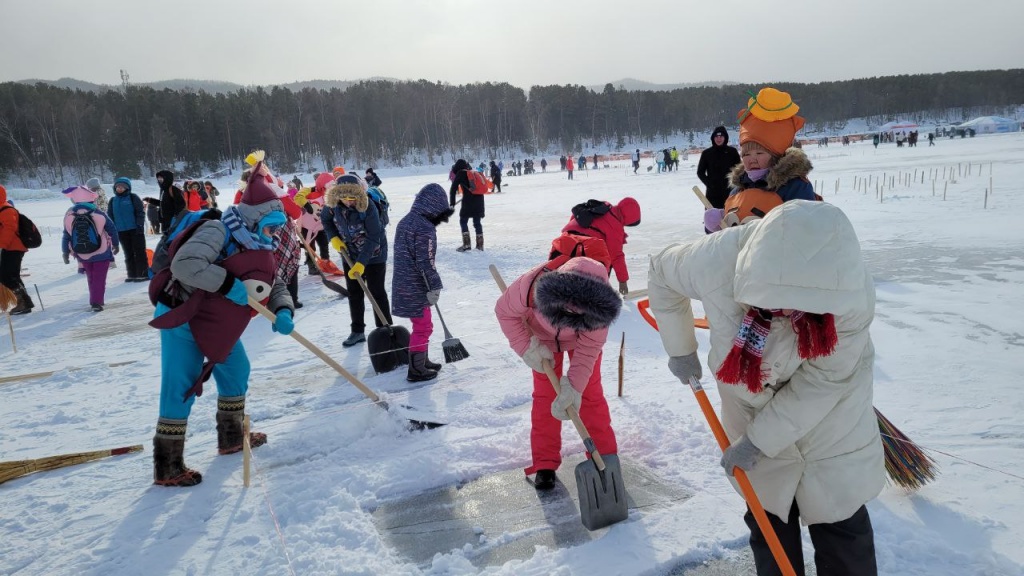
[
  {"left": 728, "top": 147, "right": 813, "bottom": 191},
  {"left": 324, "top": 183, "right": 368, "bottom": 212}
]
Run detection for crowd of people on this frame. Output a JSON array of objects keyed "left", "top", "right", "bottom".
[{"left": 0, "top": 85, "right": 888, "bottom": 575}]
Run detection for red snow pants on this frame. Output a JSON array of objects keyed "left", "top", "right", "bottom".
[{"left": 525, "top": 350, "right": 617, "bottom": 474}]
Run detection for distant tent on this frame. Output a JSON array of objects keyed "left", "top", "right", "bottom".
[
  {"left": 956, "top": 116, "right": 1019, "bottom": 135},
  {"left": 878, "top": 120, "right": 919, "bottom": 135}
]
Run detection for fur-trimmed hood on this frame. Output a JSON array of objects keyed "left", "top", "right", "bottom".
[
  {"left": 728, "top": 147, "right": 812, "bottom": 191},
  {"left": 325, "top": 182, "right": 369, "bottom": 212},
  {"left": 534, "top": 257, "right": 622, "bottom": 331}
]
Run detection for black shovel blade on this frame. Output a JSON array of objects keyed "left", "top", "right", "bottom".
[
  {"left": 367, "top": 325, "right": 411, "bottom": 374},
  {"left": 318, "top": 271, "right": 349, "bottom": 297},
  {"left": 575, "top": 453, "right": 629, "bottom": 530},
  {"left": 380, "top": 399, "right": 446, "bottom": 431}
]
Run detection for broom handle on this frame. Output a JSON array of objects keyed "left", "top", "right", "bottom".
[
  {"left": 337, "top": 250, "right": 391, "bottom": 327},
  {"left": 433, "top": 304, "right": 454, "bottom": 339},
  {"left": 490, "top": 264, "right": 606, "bottom": 471},
  {"left": 248, "top": 297, "right": 382, "bottom": 404},
  {"left": 692, "top": 186, "right": 714, "bottom": 209},
  {"left": 687, "top": 377, "right": 796, "bottom": 576}
]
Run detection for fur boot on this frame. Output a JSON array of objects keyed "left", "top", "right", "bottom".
[
  {"left": 216, "top": 395, "right": 267, "bottom": 455},
  {"left": 456, "top": 232, "right": 472, "bottom": 252},
  {"left": 475, "top": 234, "right": 484, "bottom": 251},
  {"left": 153, "top": 418, "right": 202, "bottom": 487},
  {"left": 407, "top": 351, "right": 438, "bottom": 382}
]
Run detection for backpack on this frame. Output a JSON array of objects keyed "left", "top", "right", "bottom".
[
  {"left": 366, "top": 186, "right": 390, "bottom": 226},
  {"left": 70, "top": 208, "right": 102, "bottom": 254},
  {"left": 527, "top": 232, "right": 613, "bottom": 307},
  {"left": 0, "top": 206, "right": 42, "bottom": 249},
  {"left": 150, "top": 209, "right": 223, "bottom": 274},
  {"left": 570, "top": 199, "right": 612, "bottom": 229},
  {"left": 463, "top": 170, "right": 490, "bottom": 195}
]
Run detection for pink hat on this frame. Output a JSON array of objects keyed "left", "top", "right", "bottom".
[{"left": 62, "top": 185, "right": 99, "bottom": 203}]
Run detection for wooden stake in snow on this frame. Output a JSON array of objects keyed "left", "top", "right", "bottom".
[
  {"left": 617, "top": 332, "right": 625, "bottom": 398},
  {"left": 0, "top": 285, "right": 17, "bottom": 353},
  {"left": 943, "top": 181, "right": 948, "bottom": 201}
]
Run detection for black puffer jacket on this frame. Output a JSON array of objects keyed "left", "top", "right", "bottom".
[
  {"left": 155, "top": 169, "right": 186, "bottom": 230},
  {"left": 696, "top": 126, "right": 742, "bottom": 208},
  {"left": 448, "top": 159, "right": 485, "bottom": 219}
]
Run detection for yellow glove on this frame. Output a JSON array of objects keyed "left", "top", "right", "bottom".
[
  {"left": 330, "top": 237, "right": 346, "bottom": 252},
  {"left": 347, "top": 262, "right": 365, "bottom": 280},
  {"left": 294, "top": 187, "right": 311, "bottom": 207}
]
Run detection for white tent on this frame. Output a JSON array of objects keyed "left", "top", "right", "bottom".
[
  {"left": 878, "top": 120, "right": 919, "bottom": 135},
  {"left": 957, "top": 116, "right": 1019, "bottom": 134}
]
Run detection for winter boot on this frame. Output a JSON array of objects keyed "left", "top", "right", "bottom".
[
  {"left": 407, "top": 351, "right": 439, "bottom": 382},
  {"left": 342, "top": 332, "right": 366, "bottom": 347},
  {"left": 475, "top": 234, "right": 484, "bottom": 251},
  {"left": 534, "top": 469, "right": 557, "bottom": 490},
  {"left": 216, "top": 396, "right": 267, "bottom": 455},
  {"left": 456, "top": 232, "right": 472, "bottom": 252},
  {"left": 10, "top": 288, "right": 33, "bottom": 315},
  {"left": 153, "top": 418, "right": 202, "bottom": 487},
  {"left": 307, "top": 262, "right": 319, "bottom": 276},
  {"left": 424, "top": 355, "right": 442, "bottom": 371}
]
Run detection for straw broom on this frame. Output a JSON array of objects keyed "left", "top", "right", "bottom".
[
  {"left": 0, "top": 445, "right": 143, "bottom": 485},
  {"left": 875, "top": 408, "right": 938, "bottom": 490},
  {"left": 0, "top": 284, "right": 17, "bottom": 352}
]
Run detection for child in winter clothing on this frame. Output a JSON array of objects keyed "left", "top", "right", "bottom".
[
  {"left": 322, "top": 173, "right": 392, "bottom": 347},
  {"left": 148, "top": 159, "right": 294, "bottom": 487},
  {"left": 203, "top": 181, "right": 220, "bottom": 209},
  {"left": 561, "top": 197, "right": 642, "bottom": 295},
  {"left": 391, "top": 184, "right": 454, "bottom": 382},
  {"left": 495, "top": 256, "right": 623, "bottom": 490},
  {"left": 293, "top": 173, "right": 332, "bottom": 275},
  {"left": 649, "top": 201, "right": 883, "bottom": 575},
  {"left": 703, "top": 88, "right": 817, "bottom": 233},
  {"left": 61, "top": 185, "right": 119, "bottom": 311},
  {"left": 108, "top": 177, "right": 150, "bottom": 282},
  {"left": 448, "top": 159, "right": 485, "bottom": 252},
  {"left": 0, "top": 184, "right": 34, "bottom": 314}
]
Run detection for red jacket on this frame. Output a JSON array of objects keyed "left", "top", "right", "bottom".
[
  {"left": 0, "top": 186, "right": 26, "bottom": 252},
  {"left": 561, "top": 197, "right": 641, "bottom": 282}
]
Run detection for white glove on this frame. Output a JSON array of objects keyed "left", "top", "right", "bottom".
[
  {"left": 551, "top": 375, "right": 583, "bottom": 421},
  {"left": 521, "top": 336, "right": 554, "bottom": 373},
  {"left": 425, "top": 289, "right": 441, "bottom": 305}
]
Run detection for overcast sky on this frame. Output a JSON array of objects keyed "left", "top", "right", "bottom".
[{"left": 3, "top": 0, "right": 1022, "bottom": 89}]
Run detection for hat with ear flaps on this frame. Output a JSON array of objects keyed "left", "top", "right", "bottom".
[
  {"left": 325, "top": 173, "right": 369, "bottom": 212},
  {"left": 738, "top": 87, "right": 805, "bottom": 157},
  {"left": 235, "top": 150, "right": 284, "bottom": 228},
  {"left": 534, "top": 257, "right": 622, "bottom": 331}
]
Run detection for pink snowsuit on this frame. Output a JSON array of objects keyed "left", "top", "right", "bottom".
[{"left": 495, "top": 258, "right": 618, "bottom": 474}]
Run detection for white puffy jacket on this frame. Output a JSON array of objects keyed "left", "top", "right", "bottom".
[{"left": 648, "top": 200, "right": 884, "bottom": 525}]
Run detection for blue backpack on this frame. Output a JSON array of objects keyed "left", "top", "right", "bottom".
[
  {"left": 150, "top": 209, "right": 224, "bottom": 274},
  {"left": 365, "top": 187, "right": 390, "bottom": 227}
]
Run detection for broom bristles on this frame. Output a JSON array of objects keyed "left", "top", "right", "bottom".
[
  {"left": 442, "top": 337, "right": 470, "bottom": 363},
  {"left": 875, "top": 408, "right": 938, "bottom": 490}
]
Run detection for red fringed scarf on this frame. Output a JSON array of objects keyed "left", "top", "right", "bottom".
[{"left": 716, "top": 307, "right": 838, "bottom": 393}]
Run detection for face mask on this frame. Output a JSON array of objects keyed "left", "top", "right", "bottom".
[{"left": 747, "top": 168, "right": 770, "bottom": 181}]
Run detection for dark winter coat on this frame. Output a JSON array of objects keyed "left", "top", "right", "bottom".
[
  {"left": 697, "top": 126, "right": 742, "bottom": 209},
  {"left": 321, "top": 185, "right": 388, "bottom": 267},
  {"left": 108, "top": 178, "right": 145, "bottom": 233},
  {"left": 489, "top": 162, "right": 502, "bottom": 184},
  {"left": 448, "top": 160, "right": 485, "bottom": 219},
  {"left": 391, "top": 184, "right": 449, "bottom": 318},
  {"left": 727, "top": 147, "right": 816, "bottom": 203},
  {"left": 364, "top": 170, "right": 382, "bottom": 187},
  {"left": 156, "top": 169, "right": 186, "bottom": 230}
]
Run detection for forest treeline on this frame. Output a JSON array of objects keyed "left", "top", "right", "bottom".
[{"left": 1, "top": 69, "right": 1022, "bottom": 184}]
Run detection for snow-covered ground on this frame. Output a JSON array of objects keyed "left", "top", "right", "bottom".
[{"left": 2, "top": 135, "right": 1023, "bottom": 575}]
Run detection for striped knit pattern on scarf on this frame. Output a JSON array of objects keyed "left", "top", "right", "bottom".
[
  {"left": 716, "top": 308, "right": 837, "bottom": 393},
  {"left": 221, "top": 206, "right": 277, "bottom": 251}
]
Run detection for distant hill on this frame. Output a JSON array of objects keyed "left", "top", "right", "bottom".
[{"left": 590, "top": 78, "right": 738, "bottom": 92}]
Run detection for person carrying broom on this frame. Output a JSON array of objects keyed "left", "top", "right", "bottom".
[
  {"left": 390, "top": 183, "right": 454, "bottom": 382},
  {"left": 648, "top": 199, "right": 884, "bottom": 575},
  {"left": 495, "top": 255, "right": 622, "bottom": 491}
]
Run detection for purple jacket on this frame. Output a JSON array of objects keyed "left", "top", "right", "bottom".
[{"left": 391, "top": 184, "right": 449, "bottom": 318}]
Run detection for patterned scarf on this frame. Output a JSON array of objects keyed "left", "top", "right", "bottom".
[
  {"left": 221, "top": 206, "right": 277, "bottom": 251},
  {"left": 716, "top": 307, "right": 838, "bottom": 393}
]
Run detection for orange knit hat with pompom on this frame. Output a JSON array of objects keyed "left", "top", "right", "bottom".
[{"left": 738, "top": 87, "right": 805, "bottom": 156}]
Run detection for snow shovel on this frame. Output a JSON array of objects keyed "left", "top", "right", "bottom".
[
  {"left": 337, "top": 251, "right": 410, "bottom": 374},
  {"left": 249, "top": 298, "right": 443, "bottom": 430},
  {"left": 293, "top": 222, "right": 348, "bottom": 297},
  {"left": 491, "top": 264, "right": 628, "bottom": 530}
]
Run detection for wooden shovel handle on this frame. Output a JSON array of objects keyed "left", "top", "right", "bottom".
[
  {"left": 337, "top": 250, "right": 391, "bottom": 327},
  {"left": 489, "top": 264, "right": 606, "bottom": 471},
  {"left": 248, "top": 297, "right": 381, "bottom": 403},
  {"left": 692, "top": 186, "right": 714, "bottom": 209}
]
